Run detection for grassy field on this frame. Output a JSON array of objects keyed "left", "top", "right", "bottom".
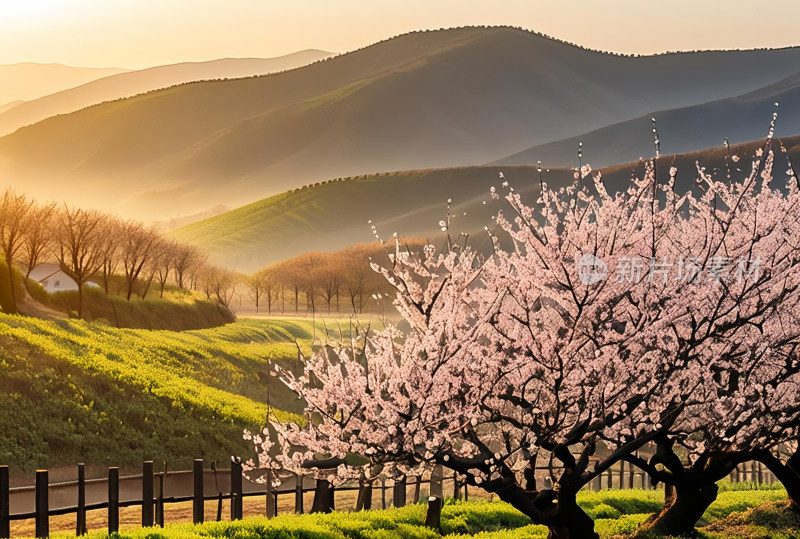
[
  {"left": 0, "top": 315, "right": 351, "bottom": 476},
  {"left": 17, "top": 486, "right": 797, "bottom": 539}
]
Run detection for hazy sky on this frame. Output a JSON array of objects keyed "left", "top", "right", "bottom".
[{"left": 2, "top": 0, "right": 800, "bottom": 68}]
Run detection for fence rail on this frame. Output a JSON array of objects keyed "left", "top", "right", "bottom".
[{"left": 0, "top": 456, "right": 777, "bottom": 538}]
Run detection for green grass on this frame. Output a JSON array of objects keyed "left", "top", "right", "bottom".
[
  {"left": 0, "top": 315, "right": 348, "bottom": 473},
  {"left": 24, "top": 274, "right": 235, "bottom": 331},
  {"left": 34, "top": 488, "right": 797, "bottom": 539}
]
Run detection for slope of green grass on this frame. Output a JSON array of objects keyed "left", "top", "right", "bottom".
[
  {"left": 170, "top": 165, "right": 569, "bottom": 271},
  {"left": 0, "top": 316, "right": 341, "bottom": 473},
  {"left": 38, "top": 488, "right": 794, "bottom": 539}
]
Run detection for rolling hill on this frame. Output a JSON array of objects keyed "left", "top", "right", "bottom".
[
  {"left": 0, "top": 63, "right": 127, "bottom": 106},
  {"left": 0, "top": 315, "right": 323, "bottom": 473},
  {"left": 3, "top": 27, "right": 800, "bottom": 220},
  {"left": 495, "top": 71, "right": 800, "bottom": 168},
  {"left": 171, "top": 134, "right": 800, "bottom": 272},
  {"left": 0, "top": 51, "right": 334, "bottom": 137}
]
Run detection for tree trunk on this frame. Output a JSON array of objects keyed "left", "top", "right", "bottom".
[
  {"left": 494, "top": 484, "right": 598, "bottom": 539},
  {"left": 310, "top": 479, "right": 335, "bottom": 513},
  {"left": 545, "top": 488, "right": 598, "bottom": 539},
  {"left": 77, "top": 284, "right": 84, "bottom": 319},
  {"left": 355, "top": 480, "right": 372, "bottom": 511},
  {"left": 645, "top": 478, "right": 718, "bottom": 536},
  {"left": 6, "top": 261, "right": 18, "bottom": 314},
  {"left": 759, "top": 452, "right": 800, "bottom": 511}
]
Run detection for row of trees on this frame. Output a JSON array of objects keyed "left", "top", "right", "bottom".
[
  {"left": 0, "top": 190, "right": 413, "bottom": 321},
  {"left": 243, "top": 243, "right": 424, "bottom": 315},
  {"left": 0, "top": 192, "right": 227, "bottom": 318},
  {"left": 247, "top": 126, "right": 800, "bottom": 537}
]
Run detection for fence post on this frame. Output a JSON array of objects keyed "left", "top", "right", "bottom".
[
  {"left": 381, "top": 477, "right": 386, "bottom": 509},
  {"left": 393, "top": 476, "right": 407, "bottom": 508},
  {"left": 142, "top": 461, "right": 154, "bottom": 527},
  {"left": 265, "top": 471, "right": 275, "bottom": 518},
  {"left": 413, "top": 476, "right": 421, "bottom": 504},
  {"left": 0, "top": 466, "right": 9, "bottom": 539},
  {"left": 230, "top": 459, "right": 243, "bottom": 521},
  {"left": 76, "top": 464, "right": 87, "bottom": 536},
  {"left": 453, "top": 476, "right": 461, "bottom": 500},
  {"left": 619, "top": 461, "right": 625, "bottom": 489},
  {"left": 606, "top": 469, "right": 613, "bottom": 489},
  {"left": 156, "top": 465, "right": 165, "bottom": 527},
  {"left": 627, "top": 461, "right": 635, "bottom": 489},
  {"left": 35, "top": 470, "right": 48, "bottom": 539},
  {"left": 193, "top": 459, "right": 204, "bottom": 524},
  {"left": 108, "top": 467, "right": 119, "bottom": 534},
  {"left": 294, "top": 474, "right": 304, "bottom": 514}
]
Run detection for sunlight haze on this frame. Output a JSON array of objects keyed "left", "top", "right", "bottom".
[{"left": 2, "top": 0, "right": 799, "bottom": 68}]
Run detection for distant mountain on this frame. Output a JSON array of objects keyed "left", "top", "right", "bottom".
[
  {"left": 0, "top": 51, "right": 335, "bottom": 137},
  {"left": 0, "top": 101, "right": 22, "bottom": 114},
  {"left": 4, "top": 27, "right": 800, "bottom": 220},
  {"left": 494, "top": 71, "right": 800, "bottom": 168},
  {"left": 171, "top": 134, "right": 800, "bottom": 272},
  {"left": 0, "top": 63, "right": 127, "bottom": 105}
]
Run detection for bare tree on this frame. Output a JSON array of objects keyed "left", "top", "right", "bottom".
[
  {"left": 21, "top": 201, "right": 56, "bottom": 293},
  {"left": 341, "top": 245, "right": 372, "bottom": 313},
  {"left": 296, "top": 252, "right": 323, "bottom": 313},
  {"left": 154, "top": 239, "right": 177, "bottom": 298},
  {"left": 52, "top": 207, "right": 107, "bottom": 318},
  {"left": 317, "top": 256, "right": 340, "bottom": 312},
  {"left": 246, "top": 270, "right": 267, "bottom": 313},
  {"left": 273, "top": 258, "right": 303, "bottom": 312},
  {"left": 173, "top": 243, "right": 206, "bottom": 289},
  {"left": 0, "top": 190, "right": 34, "bottom": 314},
  {"left": 98, "top": 217, "right": 122, "bottom": 294},
  {"left": 200, "top": 264, "right": 237, "bottom": 307},
  {"left": 119, "top": 221, "right": 162, "bottom": 300}
]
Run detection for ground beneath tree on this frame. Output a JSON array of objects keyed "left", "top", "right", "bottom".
[{"left": 698, "top": 499, "right": 800, "bottom": 539}]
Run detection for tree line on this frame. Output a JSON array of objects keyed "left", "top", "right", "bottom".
[
  {"left": 242, "top": 241, "right": 426, "bottom": 315},
  {"left": 0, "top": 188, "right": 423, "bottom": 320},
  {"left": 0, "top": 190, "right": 220, "bottom": 318}
]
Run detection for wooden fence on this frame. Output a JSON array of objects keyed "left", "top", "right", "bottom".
[
  {"left": 0, "top": 459, "right": 469, "bottom": 538},
  {"left": 0, "top": 457, "right": 777, "bottom": 538}
]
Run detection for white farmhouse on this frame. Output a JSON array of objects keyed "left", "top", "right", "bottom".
[{"left": 28, "top": 263, "right": 79, "bottom": 293}]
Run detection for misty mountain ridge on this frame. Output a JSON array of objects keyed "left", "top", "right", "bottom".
[
  {"left": 495, "top": 70, "right": 800, "bottom": 168},
  {"left": 171, "top": 134, "right": 800, "bottom": 272},
  {"left": 2, "top": 26, "right": 800, "bottom": 220},
  {"left": 0, "top": 51, "right": 335, "bottom": 137}
]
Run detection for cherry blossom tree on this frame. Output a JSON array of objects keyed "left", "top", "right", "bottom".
[{"left": 246, "top": 133, "right": 800, "bottom": 538}]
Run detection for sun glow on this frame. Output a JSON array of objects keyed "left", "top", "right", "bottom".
[{"left": 0, "top": 0, "right": 69, "bottom": 24}]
